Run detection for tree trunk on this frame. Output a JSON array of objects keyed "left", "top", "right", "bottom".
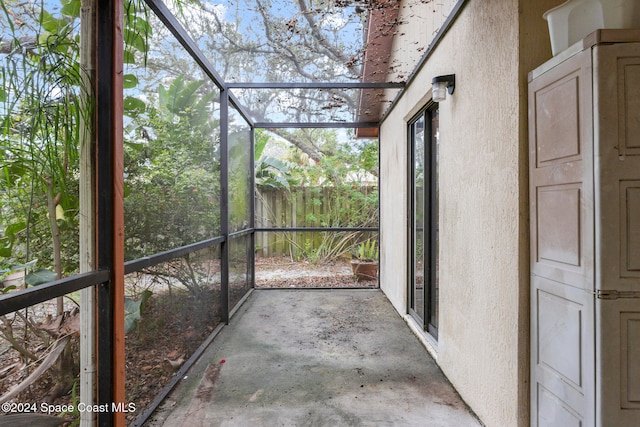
[{"left": 45, "top": 182, "right": 64, "bottom": 316}]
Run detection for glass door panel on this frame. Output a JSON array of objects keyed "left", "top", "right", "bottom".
[
  {"left": 428, "top": 108, "right": 439, "bottom": 336},
  {"left": 412, "top": 117, "right": 425, "bottom": 321},
  {"left": 409, "top": 104, "right": 438, "bottom": 338}
]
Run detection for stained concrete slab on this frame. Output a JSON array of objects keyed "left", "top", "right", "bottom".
[{"left": 146, "top": 289, "right": 483, "bottom": 427}]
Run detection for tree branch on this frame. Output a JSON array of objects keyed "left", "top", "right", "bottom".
[
  {"left": 0, "top": 36, "right": 37, "bottom": 54},
  {"left": 295, "top": 0, "right": 361, "bottom": 76}
]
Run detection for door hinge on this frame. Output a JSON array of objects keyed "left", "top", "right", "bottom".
[
  {"left": 596, "top": 290, "right": 619, "bottom": 300},
  {"left": 595, "top": 290, "right": 640, "bottom": 300}
]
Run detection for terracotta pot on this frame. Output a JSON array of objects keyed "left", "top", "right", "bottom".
[
  {"left": 2, "top": 270, "right": 25, "bottom": 289},
  {"left": 350, "top": 260, "right": 378, "bottom": 281}
]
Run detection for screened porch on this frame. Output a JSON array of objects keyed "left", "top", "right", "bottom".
[{"left": 0, "top": 0, "right": 457, "bottom": 425}]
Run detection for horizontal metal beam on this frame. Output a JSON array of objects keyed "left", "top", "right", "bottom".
[
  {"left": 227, "top": 82, "right": 405, "bottom": 89},
  {"left": 229, "top": 228, "right": 254, "bottom": 240},
  {"left": 124, "top": 236, "right": 225, "bottom": 274},
  {"left": 256, "top": 227, "right": 379, "bottom": 232},
  {"left": 254, "top": 122, "right": 379, "bottom": 129},
  {"left": 0, "top": 270, "right": 110, "bottom": 316}
]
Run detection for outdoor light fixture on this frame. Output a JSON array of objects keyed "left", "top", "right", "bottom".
[{"left": 431, "top": 74, "right": 455, "bottom": 102}]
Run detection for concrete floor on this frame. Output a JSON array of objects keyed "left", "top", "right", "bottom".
[{"left": 147, "top": 289, "right": 482, "bottom": 427}]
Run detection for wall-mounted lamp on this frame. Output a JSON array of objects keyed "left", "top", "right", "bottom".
[{"left": 431, "top": 74, "right": 455, "bottom": 102}]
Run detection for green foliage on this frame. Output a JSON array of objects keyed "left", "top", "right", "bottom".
[
  {"left": 124, "top": 95, "right": 146, "bottom": 117},
  {"left": 124, "top": 289, "right": 152, "bottom": 334},
  {"left": 59, "top": 379, "right": 80, "bottom": 426},
  {"left": 355, "top": 239, "right": 378, "bottom": 262},
  {"left": 0, "top": 284, "right": 15, "bottom": 293},
  {"left": 255, "top": 155, "right": 292, "bottom": 190},
  {"left": 25, "top": 268, "right": 58, "bottom": 286},
  {"left": 288, "top": 231, "right": 364, "bottom": 264},
  {"left": 256, "top": 131, "right": 379, "bottom": 263},
  {"left": 158, "top": 78, "right": 215, "bottom": 125},
  {"left": 0, "top": 0, "right": 152, "bottom": 280},
  {"left": 0, "top": 2, "right": 82, "bottom": 275},
  {"left": 123, "top": 76, "right": 220, "bottom": 259},
  {"left": 254, "top": 129, "right": 298, "bottom": 191},
  {"left": 228, "top": 125, "right": 251, "bottom": 230},
  {"left": 290, "top": 136, "right": 379, "bottom": 229},
  {"left": 0, "top": 221, "right": 25, "bottom": 258}
]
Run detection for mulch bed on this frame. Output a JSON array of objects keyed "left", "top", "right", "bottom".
[{"left": 255, "top": 256, "right": 377, "bottom": 288}]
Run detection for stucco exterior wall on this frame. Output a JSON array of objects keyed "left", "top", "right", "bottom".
[
  {"left": 379, "top": 0, "right": 558, "bottom": 426},
  {"left": 385, "top": 0, "right": 457, "bottom": 82}
]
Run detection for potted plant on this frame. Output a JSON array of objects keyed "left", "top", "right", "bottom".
[{"left": 351, "top": 240, "right": 379, "bottom": 281}]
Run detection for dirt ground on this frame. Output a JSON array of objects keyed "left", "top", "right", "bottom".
[{"left": 255, "top": 256, "right": 377, "bottom": 288}]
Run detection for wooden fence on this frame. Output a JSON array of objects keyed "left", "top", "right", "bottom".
[{"left": 255, "top": 186, "right": 378, "bottom": 259}]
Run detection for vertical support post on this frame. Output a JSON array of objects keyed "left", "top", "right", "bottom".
[
  {"left": 95, "top": 0, "right": 113, "bottom": 422},
  {"left": 376, "top": 127, "right": 380, "bottom": 290},
  {"left": 220, "top": 90, "right": 229, "bottom": 324},
  {"left": 111, "top": 0, "right": 126, "bottom": 421},
  {"left": 79, "top": 1, "right": 96, "bottom": 425},
  {"left": 250, "top": 126, "right": 256, "bottom": 288},
  {"left": 95, "top": 0, "right": 125, "bottom": 425}
]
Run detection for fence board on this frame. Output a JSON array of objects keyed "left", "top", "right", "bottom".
[{"left": 255, "top": 186, "right": 378, "bottom": 258}]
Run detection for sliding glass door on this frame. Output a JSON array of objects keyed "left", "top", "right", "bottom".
[{"left": 409, "top": 103, "right": 439, "bottom": 338}]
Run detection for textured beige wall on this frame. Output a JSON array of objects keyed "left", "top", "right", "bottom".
[
  {"left": 379, "top": 0, "right": 558, "bottom": 426},
  {"left": 385, "top": 0, "right": 457, "bottom": 82}
]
